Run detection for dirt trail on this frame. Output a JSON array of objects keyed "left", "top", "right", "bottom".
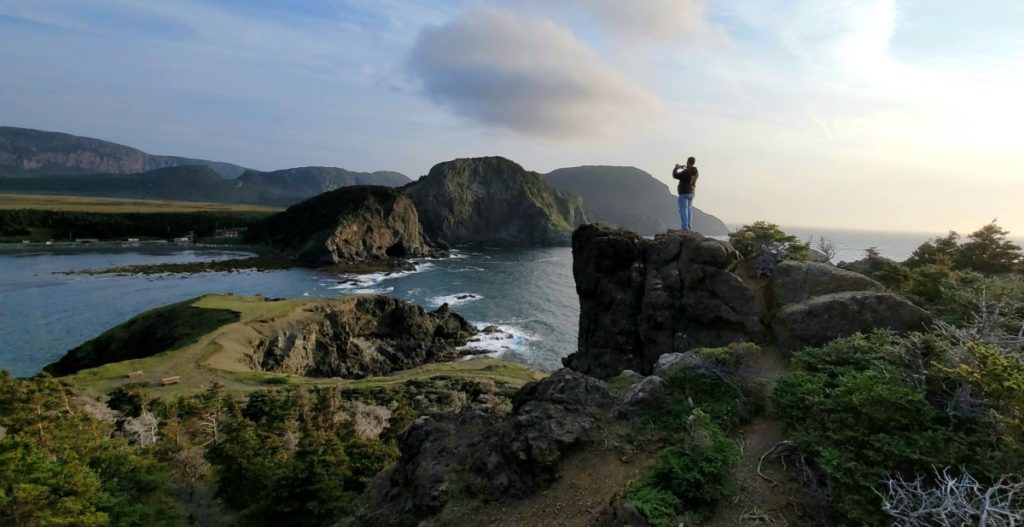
[{"left": 706, "top": 346, "right": 805, "bottom": 527}]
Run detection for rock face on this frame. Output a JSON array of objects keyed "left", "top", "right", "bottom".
[
  {"left": 565, "top": 224, "right": 764, "bottom": 378},
  {"left": 771, "top": 291, "right": 930, "bottom": 350},
  {"left": 768, "top": 260, "right": 882, "bottom": 309},
  {"left": 244, "top": 296, "right": 477, "bottom": 378},
  {"left": 403, "top": 157, "right": 588, "bottom": 246},
  {"left": 567, "top": 224, "right": 932, "bottom": 378},
  {"left": 544, "top": 165, "right": 729, "bottom": 236},
  {"left": 0, "top": 126, "right": 245, "bottom": 177},
  {"left": 245, "top": 185, "right": 440, "bottom": 267},
  {"left": 354, "top": 369, "right": 615, "bottom": 526}
]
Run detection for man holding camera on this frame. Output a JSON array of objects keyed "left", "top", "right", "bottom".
[{"left": 672, "top": 157, "right": 699, "bottom": 231}]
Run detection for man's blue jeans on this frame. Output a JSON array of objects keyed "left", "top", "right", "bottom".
[{"left": 678, "top": 193, "right": 694, "bottom": 231}]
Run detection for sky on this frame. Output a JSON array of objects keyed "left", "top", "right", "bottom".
[{"left": 1, "top": 0, "right": 1022, "bottom": 234}]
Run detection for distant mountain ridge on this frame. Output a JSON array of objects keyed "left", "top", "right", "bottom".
[
  {"left": 0, "top": 126, "right": 247, "bottom": 178},
  {"left": 0, "top": 127, "right": 413, "bottom": 206},
  {"left": 544, "top": 165, "right": 729, "bottom": 236},
  {"left": 236, "top": 167, "right": 411, "bottom": 202},
  {"left": 0, "top": 166, "right": 412, "bottom": 207}
]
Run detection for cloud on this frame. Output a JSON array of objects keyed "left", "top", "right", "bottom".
[
  {"left": 407, "top": 6, "right": 662, "bottom": 137},
  {"left": 571, "top": 0, "right": 726, "bottom": 43}
]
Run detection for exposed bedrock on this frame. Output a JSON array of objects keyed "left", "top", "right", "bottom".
[
  {"left": 565, "top": 224, "right": 931, "bottom": 378},
  {"left": 245, "top": 296, "right": 477, "bottom": 378},
  {"left": 351, "top": 369, "right": 616, "bottom": 526}
]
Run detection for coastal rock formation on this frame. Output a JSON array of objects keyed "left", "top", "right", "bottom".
[
  {"left": 245, "top": 185, "right": 441, "bottom": 267},
  {"left": 243, "top": 296, "right": 477, "bottom": 378},
  {"left": 565, "top": 224, "right": 764, "bottom": 378},
  {"left": 403, "top": 157, "right": 588, "bottom": 246},
  {"left": 544, "top": 165, "right": 729, "bottom": 236},
  {"left": 353, "top": 369, "right": 616, "bottom": 526},
  {"left": 566, "top": 224, "right": 932, "bottom": 378},
  {"left": 45, "top": 294, "right": 477, "bottom": 379}
]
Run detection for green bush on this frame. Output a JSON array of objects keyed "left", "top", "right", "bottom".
[
  {"left": 728, "top": 221, "right": 810, "bottom": 262},
  {"left": 627, "top": 410, "right": 739, "bottom": 525},
  {"left": 0, "top": 373, "right": 183, "bottom": 527},
  {"left": 905, "top": 221, "right": 1022, "bottom": 276},
  {"left": 626, "top": 360, "right": 750, "bottom": 525},
  {"left": 772, "top": 331, "right": 1019, "bottom": 525}
]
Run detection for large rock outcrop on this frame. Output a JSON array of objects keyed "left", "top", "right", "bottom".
[
  {"left": 564, "top": 225, "right": 765, "bottom": 378},
  {"left": 544, "top": 165, "right": 729, "bottom": 236},
  {"left": 403, "top": 157, "right": 588, "bottom": 246},
  {"left": 245, "top": 185, "right": 441, "bottom": 267},
  {"left": 352, "top": 369, "right": 616, "bottom": 526},
  {"left": 241, "top": 296, "right": 477, "bottom": 378},
  {"left": 566, "top": 224, "right": 932, "bottom": 378}
]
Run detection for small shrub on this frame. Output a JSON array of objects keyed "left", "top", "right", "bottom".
[
  {"left": 627, "top": 410, "right": 739, "bottom": 524},
  {"left": 729, "top": 221, "right": 809, "bottom": 276}
]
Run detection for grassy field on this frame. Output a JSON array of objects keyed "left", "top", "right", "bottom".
[
  {"left": 0, "top": 193, "right": 280, "bottom": 213},
  {"left": 63, "top": 294, "right": 545, "bottom": 399}
]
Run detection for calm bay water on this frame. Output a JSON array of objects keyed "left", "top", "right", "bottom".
[{"left": 1, "top": 227, "right": 1018, "bottom": 377}]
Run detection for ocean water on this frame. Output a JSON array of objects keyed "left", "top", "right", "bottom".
[
  {"left": 0, "top": 247, "right": 576, "bottom": 377},
  {"left": 1, "top": 227, "right": 1018, "bottom": 377}
]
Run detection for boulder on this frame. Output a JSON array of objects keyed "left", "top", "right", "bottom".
[
  {"left": 622, "top": 376, "right": 664, "bottom": 406},
  {"left": 768, "top": 260, "right": 883, "bottom": 309},
  {"left": 772, "top": 291, "right": 931, "bottom": 350},
  {"left": 244, "top": 185, "right": 440, "bottom": 267},
  {"left": 403, "top": 157, "right": 588, "bottom": 246},
  {"left": 564, "top": 224, "right": 765, "bottom": 378}
]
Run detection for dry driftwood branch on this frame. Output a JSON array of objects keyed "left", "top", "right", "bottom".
[{"left": 880, "top": 468, "right": 1024, "bottom": 527}]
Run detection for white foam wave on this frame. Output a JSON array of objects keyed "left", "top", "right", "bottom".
[
  {"left": 449, "top": 266, "right": 484, "bottom": 273},
  {"left": 462, "top": 323, "right": 534, "bottom": 358},
  {"left": 327, "top": 262, "right": 434, "bottom": 291},
  {"left": 428, "top": 292, "right": 483, "bottom": 307}
]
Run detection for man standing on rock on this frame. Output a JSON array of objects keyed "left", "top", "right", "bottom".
[{"left": 673, "top": 157, "right": 699, "bottom": 231}]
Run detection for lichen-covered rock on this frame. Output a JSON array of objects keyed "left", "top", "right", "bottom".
[
  {"left": 772, "top": 291, "right": 930, "bottom": 350},
  {"left": 565, "top": 224, "right": 764, "bottom": 378},
  {"left": 768, "top": 260, "right": 883, "bottom": 309},
  {"left": 403, "top": 157, "right": 588, "bottom": 246},
  {"left": 245, "top": 185, "right": 440, "bottom": 266}
]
